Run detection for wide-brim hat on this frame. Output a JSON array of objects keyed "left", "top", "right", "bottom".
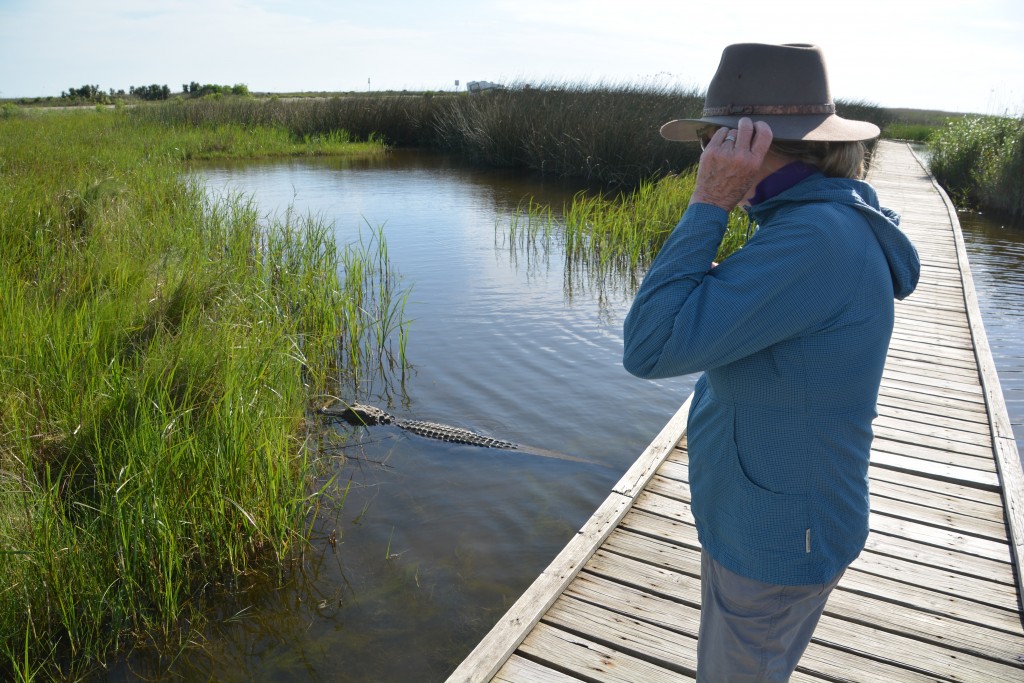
[{"left": 660, "top": 43, "right": 880, "bottom": 143}]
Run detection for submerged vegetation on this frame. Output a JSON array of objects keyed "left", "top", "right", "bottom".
[
  {"left": 0, "top": 110, "right": 406, "bottom": 678},
  {"left": 928, "top": 114, "right": 1024, "bottom": 221}
]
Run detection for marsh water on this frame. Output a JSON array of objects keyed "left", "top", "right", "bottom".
[{"left": 120, "top": 151, "right": 1024, "bottom": 681}]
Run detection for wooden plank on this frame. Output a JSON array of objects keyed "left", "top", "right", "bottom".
[
  {"left": 543, "top": 596, "right": 698, "bottom": 673},
  {"left": 868, "top": 449, "right": 1000, "bottom": 488},
  {"left": 619, "top": 506, "right": 1021, "bottom": 613},
  {"left": 663, "top": 472, "right": 1008, "bottom": 545},
  {"left": 636, "top": 483, "right": 1013, "bottom": 567},
  {"left": 861, "top": 530, "right": 1015, "bottom": 586},
  {"left": 877, "top": 385, "right": 989, "bottom": 421},
  {"left": 872, "top": 424, "right": 994, "bottom": 459},
  {"left": 493, "top": 656, "right": 586, "bottom": 683},
  {"left": 602, "top": 527, "right": 1024, "bottom": 635},
  {"left": 869, "top": 478, "right": 1007, "bottom": 526},
  {"left": 870, "top": 437, "right": 995, "bottom": 471},
  {"left": 516, "top": 623, "right": 691, "bottom": 683},
  {"left": 882, "top": 368, "right": 985, "bottom": 398},
  {"left": 544, "top": 589, "right": 823, "bottom": 679},
  {"left": 660, "top": 448, "right": 1004, "bottom": 507},
  {"left": 880, "top": 376, "right": 985, "bottom": 407},
  {"left": 873, "top": 408, "right": 992, "bottom": 436}
]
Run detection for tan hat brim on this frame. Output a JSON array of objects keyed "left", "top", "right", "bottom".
[{"left": 660, "top": 114, "right": 880, "bottom": 143}]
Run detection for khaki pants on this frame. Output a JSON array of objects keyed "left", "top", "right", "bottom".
[{"left": 696, "top": 549, "right": 845, "bottom": 682}]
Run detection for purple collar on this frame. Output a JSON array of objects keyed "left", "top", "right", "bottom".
[{"left": 748, "top": 161, "right": 819, "bottom": 206}]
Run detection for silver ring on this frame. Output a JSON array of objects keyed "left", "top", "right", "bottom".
[{"left": 725, "top": 135, "right": 737, "bottom": 143}]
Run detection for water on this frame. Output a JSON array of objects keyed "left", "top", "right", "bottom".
[
  {"left": 123, "top": 152, "right": 1024, "bottom": 681},
  {"left": 959, "top": 211, "right": 1024, "bottom": 458},
  {"left": 163, "top": 151, "right": 695, "bottom": 682}
]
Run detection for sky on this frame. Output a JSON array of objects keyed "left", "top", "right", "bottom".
[{"left": 1, "top": 0, "right": 1021, "bottom": 114}]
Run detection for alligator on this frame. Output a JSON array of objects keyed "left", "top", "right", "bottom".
[
  {"left": 318, "top": 400, "right": 518, "bottom": 449},
  {"left": 317, "top": 399, "right": 592, "bottom": 464}
]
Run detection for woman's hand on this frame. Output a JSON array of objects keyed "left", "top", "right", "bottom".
[{"left": 689, "top": 117, "right": 774, "bottom": 211}]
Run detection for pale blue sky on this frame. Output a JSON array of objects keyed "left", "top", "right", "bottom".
[{"left": 1, "top": 0, "right": 1020, "bottom": 114}]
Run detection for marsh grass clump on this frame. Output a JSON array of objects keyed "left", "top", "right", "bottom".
[
  {"left": 507, "top": 171, "right": 751, "bottom": 300},
  {"left": 130, "top": 95, "right": 444, "bottom": 149},
  {"left": 0, "top": 110, "right": 408, "bottom": 679},
  {"left": 928, "top": 114, "right": 1024, "bottom": 220},
  {"left": 882, "top": 122, "right": 938, "bottom": 142},
  {"left": 133, "top": 84, "right": 711, "bottom": 187},
  {"left": 433, "top": 81, "right": 706, "bottom": 187}
]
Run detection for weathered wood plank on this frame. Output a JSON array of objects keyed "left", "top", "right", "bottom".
[
  {"left": 619, "top": 506, "right": 1021, "bottom": 613},
  {"left": 869, "top": 449, "right": 1000, "bottom": 488},
  {"left": 516, "top": 623, "right": 691, "bottom": 683},
  {"left": 493, "top": 656, "right": 586, "bottom": 683},
  {"left": 602, "top": 527, "right": 1024, "bottom": 635}
]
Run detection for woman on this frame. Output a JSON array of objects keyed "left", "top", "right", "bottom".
[{"left": 622, "top": 43, "right": 920, "bottom": 681}]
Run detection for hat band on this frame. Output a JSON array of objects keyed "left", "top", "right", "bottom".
[{"left": 702, "top": 103, "right": 836, "bottom": 116}]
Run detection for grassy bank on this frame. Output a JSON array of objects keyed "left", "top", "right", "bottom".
[
  {"left": 928, "top": 114, "right": 1024, "bottom": 221},
  {"left": 0, "top": 110, "right": 405, "bottom": 679}
]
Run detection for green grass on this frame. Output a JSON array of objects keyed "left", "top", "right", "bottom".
[
  {"left": 506, "top": 171, "right": 752, "bottom": 298},
  {"left": 928, "top": 114, "right": 1024, "bottom": 221},
  {"left": 0, "top": 110, "right": 406, "bottom": 679},
  {"left": 883, "top": 122, "right": 939, "bottom": 142}
]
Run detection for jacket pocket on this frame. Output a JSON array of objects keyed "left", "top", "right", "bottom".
[{"left": 689, "top": 396, "right": 809, "bottom": 558}]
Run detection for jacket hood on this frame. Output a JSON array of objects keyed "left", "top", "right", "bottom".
[{"left": 748, "top": 174, "right": 920, "bottom": 300}]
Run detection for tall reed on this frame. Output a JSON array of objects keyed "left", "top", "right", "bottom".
[
  {"left": 129, "top": 90, "right": 892, "bottom": 191},
  {"left": 928, "top": 114, "right": 1024, "bottom": 221},
  {"left": 507, "top": 171, "right": 751, "bottom": 301},
  {"left": 131, "top": 85, "right": 710, "bottom": 187},
  {"left": 431, "top": 81, "right": 707, "bottom": 187},
  {"left": 0, "top": 110, "right": 407, "bottom": 679}
]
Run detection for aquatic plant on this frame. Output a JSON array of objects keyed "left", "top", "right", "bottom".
[
  {"left": 507, "top": 171, "right": 751, "bottom": 302},
  {"left": 0, "top": 110, "right": 408, "bottom": 679},
  {"left": 929, "top": 114, "right": 1024, "bottom": 220},
  {"left": 431, "top": 81, "right": 707, "bottom": 187},
  {"left": 883, "top": 122, "right": 938, "bottom": 142}
]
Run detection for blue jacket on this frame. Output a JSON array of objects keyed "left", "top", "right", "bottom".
[{"left": 622, "top": 173, "right": 920, "bottom": 585}]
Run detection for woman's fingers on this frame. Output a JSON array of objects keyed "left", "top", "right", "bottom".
[
  {"left": 750, "top": 120, "right": 774, "bottom": 157},
  {"left": 689, "top": 118, "right": 775, "bottom": 211}
]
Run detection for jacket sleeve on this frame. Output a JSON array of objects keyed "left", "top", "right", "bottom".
[{"left": 622, "top": 202, "right": 855, "bottom": 379}]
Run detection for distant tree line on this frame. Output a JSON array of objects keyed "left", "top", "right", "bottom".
[
  {"left": 182, "top": 82, "right": 250, "bottom": 98},
  {"left": 131, "top": 84, "right": 172, "bottom": 101},
  {"left": 58, "top": 82, "right": 250, "bottom": 103}
]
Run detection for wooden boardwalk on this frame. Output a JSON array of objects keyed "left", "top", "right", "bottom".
[{"left": 447, "top": 141, "right": 1024, "bottom": 682}]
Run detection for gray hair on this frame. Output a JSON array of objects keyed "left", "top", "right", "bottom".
[{"left": 770, "top": 140, "right": 866, "bottom": 179}]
